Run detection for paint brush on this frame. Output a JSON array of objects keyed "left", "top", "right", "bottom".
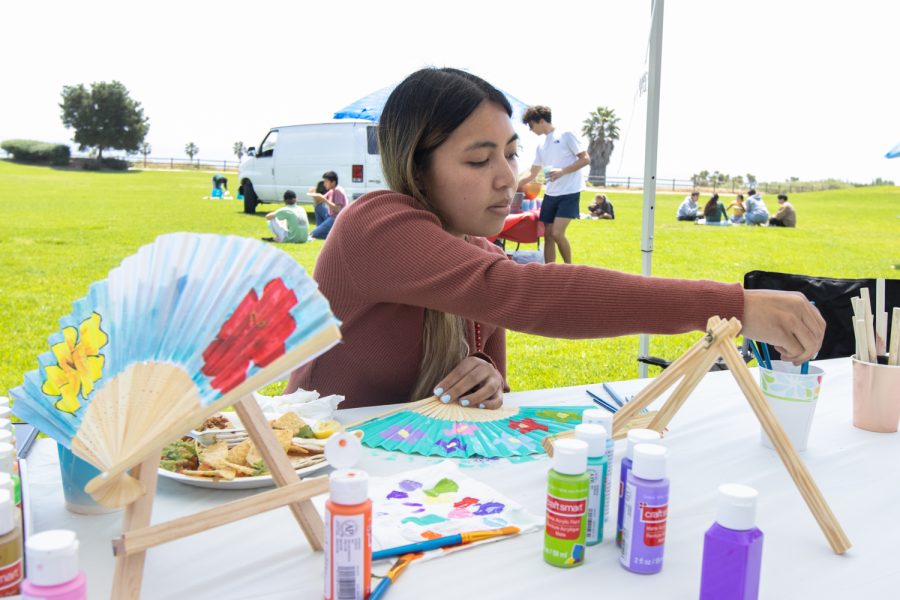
[
  {"left": 603, "top": 382, "right": 649, "bottom": 414},
  {"left": 585, "top": 389, "right": 618, "bottom": 413},
  {"left": 748, "top": 339, "right": 765, "bottom": 368},
  {"left": 761, "top": 342, "right": 772, "bottom": 369},
  {"left": 371, "top": 526, "right": 520, "bottom": 561},
  {"left": 368, "top": 552, "right": 422, "bottom": 600}
]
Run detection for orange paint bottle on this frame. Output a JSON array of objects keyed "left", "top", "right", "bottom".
[{"left": 323, "top": 434, "right": 371, "bottom": 600}]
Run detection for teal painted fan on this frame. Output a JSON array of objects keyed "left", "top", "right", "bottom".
[
  {"left": 349, "top": 398, "right": 592, "bottom": 458},
  {"left": 10, "top": 233, "right": 341, "bottom": 507}
]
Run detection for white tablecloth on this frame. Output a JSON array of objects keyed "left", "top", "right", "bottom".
[{"left": 24, "top": 358, "right": 900, "bottom": 599}]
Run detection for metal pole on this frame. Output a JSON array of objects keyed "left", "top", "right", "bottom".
[{"left": 639, "top": 0, "right": 665, "bottom": 378}]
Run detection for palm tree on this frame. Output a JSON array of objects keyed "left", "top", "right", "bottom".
[
  {"left": 185, "top": 142, "right": 199, "bottom": 167},
  {"left": 581, "top": 106, "right": 620, "bottom": 186},
  {"left": 233, "top": 141, "right": 246, "bottom": 162},
  {"left": 139, "top": 142, "right": 151, "bottom": 168}
]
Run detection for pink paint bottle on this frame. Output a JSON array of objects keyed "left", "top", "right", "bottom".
[{"left": 22, "top": 530, "right": 86, "bottom": 600}]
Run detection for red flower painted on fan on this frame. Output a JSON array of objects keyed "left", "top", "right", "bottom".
[
  {"left": 201, "top": 279, "right": 298, "bottom": 392},
  {"left": 506, "top": 418, "right": 548, "bottom": 434}
]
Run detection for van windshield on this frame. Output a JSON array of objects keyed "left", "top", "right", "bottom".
[{"left": 259, "top": 130, "right": 278, "bottom": 158}]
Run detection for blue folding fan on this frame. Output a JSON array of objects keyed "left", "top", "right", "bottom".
[{"left": 11, "top": 233, "right": 341, "bottom": 507}]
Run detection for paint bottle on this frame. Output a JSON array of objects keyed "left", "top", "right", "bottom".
[
  {"left": 581, "top": 409, "right": 614, "bottom": 528},
  {"left": 699, "top": 484, "right": 764, "bottom": 600},
  {"left": 0, "top": 444, "right": 19, "bottom": 511},
  {"left": 544, "top": 438, "right": 589, "bottom": 568},
  {"left": 616, "top": 428, "right": 662, "bottom": 547},
  {"left": 323, "top": 433, "right": 371, "bottom": 600},
  {"left": 574, "top": 424, "right": 608, "bottom": 546},
  {"left": 620, "top": 444, "right": 669, "bottom": 574},
  {"left": 21, "top": 530, "right": 86, "bottom": 600},
  {"left": 0, "top": 489, "right": 22, "bottom": 597}
]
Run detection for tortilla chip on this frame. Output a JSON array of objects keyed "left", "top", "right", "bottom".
[
  {"left": 290, "top": 455, "right": 327, "bottom": 470},
  {"left": 198, "top": 441, "right": 230, "bottom": 469},
  {"left": 224, "top": 460, "right": 257, "bottom": 476},
  {"left": 271, "top": 412, "right": 305, "bottom": 436},
  {"left": 287, "top": 443, "right": 310, "bottom": 455},
  {"left": 181, "top": 467, "right": 237, "bottom": 481},
  {"left": 227, "top": 439, "right": 253, "bottom": 466}
]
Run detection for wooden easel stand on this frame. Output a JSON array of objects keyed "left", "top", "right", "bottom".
[{"left": 110, "top": 394, "right": 327, "bottom": 599}]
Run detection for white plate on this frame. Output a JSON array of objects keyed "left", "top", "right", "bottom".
[
  {"left": 157, "top": 411, "right": 331, "bottom": 490},
  {"left": 158, "top": 459, "right": 330, "bottom": 490}
]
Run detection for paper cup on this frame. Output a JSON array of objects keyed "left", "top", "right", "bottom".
[
  {"left": 758, "top": 361, "right": 824, "bottom": 452},
  {"left": 57, "top": 443, "right": 120, "bottom": 514},
  {"left": 852, "top": 356, "right": 900, "bottom": 433}
]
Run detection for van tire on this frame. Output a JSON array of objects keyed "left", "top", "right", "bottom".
[{"left": 243, "top": 182, "right": 259, "bottom": 214}]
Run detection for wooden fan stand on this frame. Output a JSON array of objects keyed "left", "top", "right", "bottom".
[
  {"left": 611, "top": 316, "right": 852, "bottom": 555},
  {"left": 109, "top": 395, "right": 328, "bottom": 599}
]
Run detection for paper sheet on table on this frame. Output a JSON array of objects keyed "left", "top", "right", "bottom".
[
  {"left": 315, "top": 461, "right": 541, "bottom": 573},
  {"left": 252, "top": 388, "right": 343, "bottom": 422}
]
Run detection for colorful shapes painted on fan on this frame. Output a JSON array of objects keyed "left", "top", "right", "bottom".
[
  {"left": 387, "top": 490, "right": 408, "bottom": 500},
  {"left": 473, "top": 502, "right": 505, "bottom": 516},
  {"left": 507, "top": 418, "right": 548, "bottom": 434},
  {"left": 399, "top": 480, "right": 423, "bottom": 492},
  {"left": 453, "top": 497, "right": 479, "bottom": 509},
  {"left": 201, "top": 279, "right": 298, "bottom": 392},
  {"left": 482, "top": 516, "right": 508, "bottom": 528},
  {"left": 434, "top": 437, "right": 467, "bottom": 454},
  {"left": 534, "top": 409, "right": 583, "bottom": 424},
  {"left": 401, "top": 514, "right": 447, "bottom": 526},
  {"left": 379, "top": 425, "right": 426, "bottom": 444},
  {"left": 443, "top": 422, "right": 479, "bottom": 436},
  {"left": 448, "top": 508, "right": 476, "bottom": 519},
  {"left": 424, "top": 478, "right": 459, "bottom": 497},
  {"left": 41, "top": 312, "right": 108, "bottom": 414}
]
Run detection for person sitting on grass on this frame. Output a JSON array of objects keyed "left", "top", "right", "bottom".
[
  {"left": 285, "top": 67, "right": 825, "bottom": 409},
  {"left": 307, "top": 171, "right": 347, "bottom": 240},
  {"left": 727, "top": 193, "right": 746, "bottom": 224},
  {"left": 769, "top": 194, "right": 797, "bottom": 227},
  {"left": 677, "top": 191, "right": 701, "bottom": 221},
  {"left": 264, "top": 190, "right": 309, "bottom": 243},
  {"left": 703, "top": 193, "right": 728, "bottom": 223},
  {"left": 588, "top": 194, "right": 615, "bottom": 219},
  {"left": 744, "top": 189, "right": 770, "bottom": 225}
]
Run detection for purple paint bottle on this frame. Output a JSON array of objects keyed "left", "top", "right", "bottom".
[
  {"left": 22, "top": 530, "right": 86, "bottom": 600},
  {"left": 616, "top": 428, "right": 662, "bottom": 547},
  {"left": 699, "top": 484, "right": 764, "bottom": 600},
  {"left": 620, "top": 444, "right": 668, "bottom": 574}
]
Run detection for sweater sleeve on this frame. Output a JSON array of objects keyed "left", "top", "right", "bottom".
[{"left": 337, "top": 193, "right": 744, "bottom": 339}]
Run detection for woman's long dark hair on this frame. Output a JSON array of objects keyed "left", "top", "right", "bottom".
[
  {"left": 378, "top": 68, "right": 512, "bottom": 401},
  {"left": 704, "top": 194, "right": 720, "bottom": 217}
]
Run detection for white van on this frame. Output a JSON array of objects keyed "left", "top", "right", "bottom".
[{"left": 238, "top": 120, "right": 384, "bottom": 214}]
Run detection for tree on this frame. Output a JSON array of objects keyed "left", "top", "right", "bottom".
[
  {"left": 233, "top": 141, "right": 246, "bottom": 162},
  {"left": 185, "top": 142, "right": 199, "bottom": 165},
  {"left": 581, "top": 106, "right": 620, "bottom": 185},
  {"left": 139, "top": 142, "right": 151, "bottom": 168},
  {"left": 746, "top": 173, "right": 757, "bottom": 188},
  {"left": 59, "top": 81, "right": 149, "bottom": 161}
]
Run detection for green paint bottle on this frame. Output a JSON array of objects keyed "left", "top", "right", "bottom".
[
  {"left": 544, "top": 438, "right": 589, "bottom": 568},
  {"left": 575, "top": 423, "right": 609, "bottom": 546}
]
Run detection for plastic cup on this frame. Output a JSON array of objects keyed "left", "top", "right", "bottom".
[
  {"left": 758, "top": 360, "right": 824, "bottom": 452},
  {"left": 852, "top": 356, "right": 900, "bottom": 433},
  {"left": 57, "top": 444, "right": 120, "bottom": 514}
]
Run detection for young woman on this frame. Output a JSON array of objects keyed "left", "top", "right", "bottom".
[
  {"left": 287, "top": 68, "right": 824, "bottom": 409},
  {"left": 703, "top": 193, "right": 728, "bottom": 223}
]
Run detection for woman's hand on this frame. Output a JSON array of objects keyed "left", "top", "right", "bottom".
[
  {"left": 741, "top": 289, "right": 826, "bottom": 364},
  {"left": 433, "top": 356, "right": 504, "bottom": 409}
]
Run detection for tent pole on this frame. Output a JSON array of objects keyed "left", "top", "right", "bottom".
[{"left": 639, "top": 0, "right": 665, "bottom": 378}]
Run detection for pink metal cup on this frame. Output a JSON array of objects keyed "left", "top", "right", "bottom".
[{"left": 852, "top": 356, "right": 900, "bottom": 433}]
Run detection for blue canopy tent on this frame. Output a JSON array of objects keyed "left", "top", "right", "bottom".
[
  {"left": 334, "top": 83, "right": 531, "bottom": 124},
  {"left": 886, "top": 142, "right": 900, "bottom": 159}
]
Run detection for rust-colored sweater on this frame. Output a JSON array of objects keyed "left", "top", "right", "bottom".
[{"left": 292, "top": 191, "right": 744, "bottom": 408}]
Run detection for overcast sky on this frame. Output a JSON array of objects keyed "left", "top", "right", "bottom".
[{"left": 3, "top": 0, "right": 898, "bottom": 183}]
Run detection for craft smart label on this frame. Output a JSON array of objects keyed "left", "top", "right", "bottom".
[{"left": 544, "top": 472, "right": 589, "bottom": 568}]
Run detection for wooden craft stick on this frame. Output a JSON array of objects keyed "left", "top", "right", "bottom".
[
  {"left": 113, "top": 476, "right": 329, "bottom": 556},
  {"left": 889, "top": 307, "right": 900, "bottom": 366},
  {"left": 854, "top": 317, "right": 871, "bottom": 363},
  {"left": 648, "top": 340, "right": 725, "bottom": 433},
  {"left": 851, "top": 318, "right": 862, "bottom": 361},
  {"left": 860, "top": 289, "right": 878, "bottom": 360},
  {"left": 543, "top": 411, "right": 659, "bottom": 454},
  {"left": 876, "top": 279, "right": 886, "bottom": 351},
  {"left": 234, "top": 396, "right": 324, "bottom": 551},
  {"left": 719, "top": 342, "right": 851, "bottom": 555},
  {"left": 112, "top": 456, "right": 160, "bottom": 600}
]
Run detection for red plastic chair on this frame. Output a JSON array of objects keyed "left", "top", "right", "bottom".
[{"left": 487, "top": 210, "right": 544, "bottom": 251}]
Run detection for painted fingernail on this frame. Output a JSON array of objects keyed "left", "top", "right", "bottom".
[
  {"left": 434, "top": 387, "right": 443, "bottom": 396},
  {"left": 478, "top": 403, "right": 485, "bottom": 409},
  {"left": 460, "top": 399, "right": 470, "bottom": 407},
  {"left": 440, "top": 394, "right": 451, "bottom": 403}
]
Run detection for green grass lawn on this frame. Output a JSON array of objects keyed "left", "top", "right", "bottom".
[{"left": 2, "top": 160, "right": 898, "bottom": 398}]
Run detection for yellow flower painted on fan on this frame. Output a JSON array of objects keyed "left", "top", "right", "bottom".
[{"left": 41, "top": 313, "right": 108, "bottom": 414}]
